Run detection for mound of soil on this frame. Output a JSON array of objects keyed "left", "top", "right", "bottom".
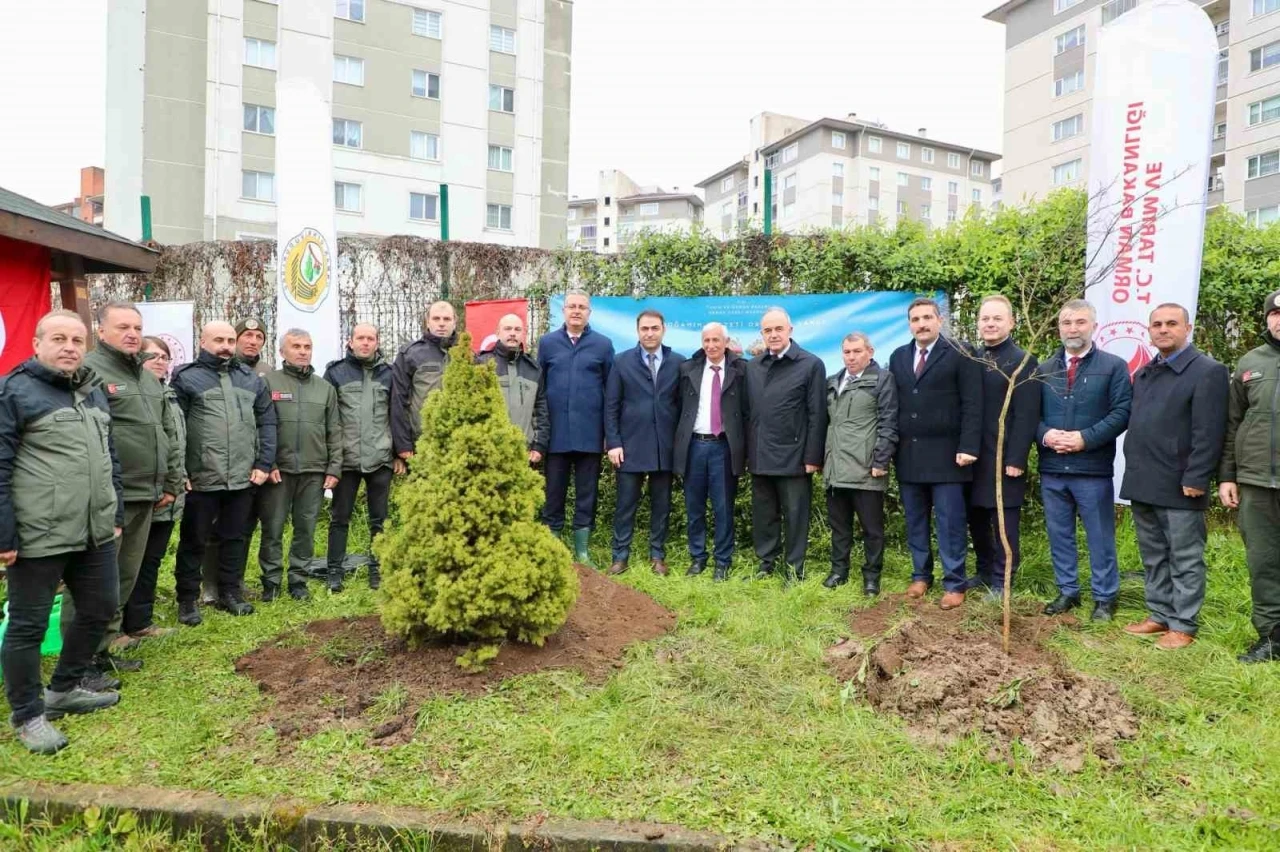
[
  {"left": 235, "top": 564, "right": 675, "bottom": 741},
  {"left": 828, "top": 596, "right": 1139, "bottom": 771}
]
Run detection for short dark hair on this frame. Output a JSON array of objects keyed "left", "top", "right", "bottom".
[
  {"left": 1150, "top": 302, "right": 1190, "bottom": 324},
  {"left": 907, "top": 297, "right": 940, "bottom": 318},
  {"left": 637, "top": 309, "right": 665, "bottom": 326},
  {"left": 142, "top": 335, "right": 171, "bottom": 358}
]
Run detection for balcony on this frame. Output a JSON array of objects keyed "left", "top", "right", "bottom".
[
  {"left": 1212, "top": 136, "right": 1225, "bottom": 156},
  {"left": 1217, "top": 21, "right": 1230, "bottom": 48},
  {"left": 1208, "top": 188, "right": 1224, "bottom": 207},
  {"left": 1217, "top": 83, "right": 1228, "bottom": 103}
]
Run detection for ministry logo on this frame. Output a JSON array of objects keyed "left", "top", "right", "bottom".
[
  {"left": 281, "top": 228, "right": 331, "bottom": 313},
  {"left": 1096, "top": 320, "right": 1154, "bottom": 379}
]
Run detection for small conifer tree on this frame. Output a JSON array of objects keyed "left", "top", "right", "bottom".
[{"left": 375, "top": 333, "right": 578, "bottom": 669}]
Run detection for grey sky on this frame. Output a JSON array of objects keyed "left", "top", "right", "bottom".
[{"left": 0, "top": 0, "right": 1005, "bottom": 208}]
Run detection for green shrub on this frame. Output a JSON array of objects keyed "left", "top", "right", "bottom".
[{"left": 374, "top": 334, "right": 578, "bottom": 667}]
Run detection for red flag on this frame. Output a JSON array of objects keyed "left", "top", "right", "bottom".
[
  {"left": 0, "top": 235, "right": 52, "bottom": 376},
  {"left": 464, "top": 298, "right": 528, "bottom": 353}
]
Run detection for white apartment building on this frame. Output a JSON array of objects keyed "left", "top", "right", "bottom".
[
  {"left": 986, "top": 0, "right": 1280, "bottom": 224},
  {"left": 566, "top": 169, "right": 703, "bottom": 253},
  {"left": 697, "top": 113, "right": 999, "bottom": 235},
  {"left": 105, "top": 0, "right": 572, "bottom": 248}
]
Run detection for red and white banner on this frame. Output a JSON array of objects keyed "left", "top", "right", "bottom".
[
  {"left": 465, "top": 298, "right": 528, "bottom": 353},
  {"left": 0, "top": 235, "right": 53, "bottom": 376},
  {"left": 1085, "top": 0, "right": 1217, "bottom": 496}
]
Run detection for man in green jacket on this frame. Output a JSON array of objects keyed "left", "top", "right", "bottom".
[
  {"left": 258, "top": 329, "right": 342, "bottom": 600},
  {"left": 61, "top": 302, "right": 183, "bottom": 676},
  {"left": 1220, "top": 289, "right": 1280, "bottom": 663}
]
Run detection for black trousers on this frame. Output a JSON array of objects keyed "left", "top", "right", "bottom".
[
  {"left": 1, "top": 542, "right": 117, "bottom": 724},
  {"left": 174, "top": 488, "right": 257, "bottom": 604},
  {"left": 827, "top": 487, "right": 886, "bottom": 579},
  {"left": 751, "top": 474, "right": 812, "bottom": 573},
  {"left": 327, "top": 466, "right": 394, "bottom": 571},
  {"left": 968, "top": 505, "right": 1022, "bottom": 592},
  {"left": 122, "top": 519, "right": 175, "bottom": 634},
  {"left": 542, "top": 451, "right": 602, "bottom": 532},
  {"left": 611, "top": 470, "right": 673, "bottom": 562}
]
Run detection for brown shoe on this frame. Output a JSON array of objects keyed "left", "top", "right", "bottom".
[
  {"left": 107, "top": 634, "right": 141, "bottom": 653},
  {"left": 939, "top": 591, "right": 966, "bottom": 610},
  {"left": 607, "top": 560, "right": 629, "bottom": 576},
  {"left": 1156, "top": 630, "right": 1195, "bottom": 650},
  {"left": 906, "top": 581, "right": 929, "bottom": 599},
  {"left": 130, "top": 625, "right": 177, "bottom": 640},
  {"left": 1123, "top": 619, "right": 1169, "bottom": 637},
  {"left": 651, "top": 559, "right": 669, "bottom": 577}
]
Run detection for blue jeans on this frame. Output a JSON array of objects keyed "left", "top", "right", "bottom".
[
  {"left": 684, "top": 437, "right": 736, "bottom": 566},
  {"left": 900, "top": 482, "right": 969, "bottom": 592},
  {"left": 1040, "top": 473, "right": 1119, "bottom": 602},
  {"left": 611, "top": 471, "right": 673, "bottom": 562}
]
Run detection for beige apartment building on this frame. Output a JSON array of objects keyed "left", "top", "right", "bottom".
[
  {"left": 697, "top": 112, "right": 998, "bottom": 236},
  {"left": 566, "top": 169, "right": 702, "bottom": 253},
  {"left": 105, "top": 0, "right": 572, "bottom": 248},
  {"left": 986, "top": 0, "right": 1280, "bottom": 224}
]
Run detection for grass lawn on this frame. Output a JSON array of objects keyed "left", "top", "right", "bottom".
[{"left": 2, "top": 507, "right": 1280, "bottom": 851}]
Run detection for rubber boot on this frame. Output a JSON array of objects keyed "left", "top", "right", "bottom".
[
  {"left": 367, "top": 561, "right": 381, "bottom": 591},
  {"left": 572, "top": 528, "right": 594, "bottom": 568}
]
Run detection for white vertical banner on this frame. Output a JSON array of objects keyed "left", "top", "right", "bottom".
[
  {"left": 1085, "top": 0, "right": 1217, "bottom": 497},
  {"left": 275, "top": 1, "right": 340, "bottom": 369},
  {"left": 136, "top": 301, "right": 195, "bottom": 379}
]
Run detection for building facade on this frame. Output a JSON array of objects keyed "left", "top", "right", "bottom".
[
  {"left": 986, "top": 0, "right": 1280, "bottom": 223},
  {"left": 52, "top": 167, "right": 106, "bottom": 226},
  {"left": 697, "top": 113, "right": 998, "bottom": 236},
  {"left": 566, "top": 169, "right": 703, "bottom": 253},
  {"left": 105, "top": 0, "right": 572, "bottom": 248}
]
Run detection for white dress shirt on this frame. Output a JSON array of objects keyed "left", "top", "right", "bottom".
[{"left": 693, "top": 357, "right": 727, "bottom": 435}]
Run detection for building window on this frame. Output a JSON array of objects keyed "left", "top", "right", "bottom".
[
  {"left": 897, "top": 172, "right": 909, "bottom": 187},
  {"left": 489, "top": 25, "right": 516, "bottom": 53},
  {"left": 781, "top": 143, "right": 799, "bottom": 164},
  {"left": 1052, "top": 114, "right": 1084, "bottom": 141},
  {"left": 333, "top": 54, "right": 365, "bottom": 86},
  {"left": 721, "top": 175, "right": 736, "bottom": 192},
  {"left": 605, "top": 196, "right": 611, "bottom": 206},
  {"left": 241, "top": 170, "right": 275, "bottom": 202},
  {"left": 1256, "top": 0, "right": 1280, "bottom": 16},
  {"left": 334, "top": 182, "right": 362, "bottom": 212},
  {"left": 244, "top": 38, "right": 277, "bottom": 69},
  {"left": 831, "top": 131, "right": 846, "bottom": 149},
  {"left": 921, "top": 204, "right": 932, "bottom": 219},
  {"left": 832, "top": 191, "right": 843, "bottom": 206},
  {"left": 1247, "top": 205, "right": 1280, "bottom": 225},
  {"left": 833, "top": 162, "right": 844, "bottom": 178},
  {"left": 487, "top": 145, "right": 514, "bottom": 172},
  {"left": 410, "top": 131, "right": 440, "bottom": 161},
  {"left": 868, "top": 196, "right": 879, "bottom": 211},
  {"left": 410, "top": 192, "right": 438, "bottom": 221},
  {"left": 896, "top": 142, "right": 910, "bottom": 159},
  {"left": 947, "top": 181, "right": 959, "bottom": 196},
  {"left": 639, "top": 202, "right": 659, "bottom": 216},
  {"left": 603, "top": 216, "right": 610, "bottom": 226},
  {"left": 332, "top": 118, "right": 362, "bottom": 148},
  {"left": 412, "top": 70, "right": 440, "bottom": 98},
  {"left": 1215, "top": 122, "right": 1227, "bottom": 139},
  {"left": 947, "top": 209, "right": 957, "bottom": 223},
  {"left": 921, "top": 176, "right": 932, "bottom": 191},
  {"left": 1249, "top": 95, "right": 1280, "bottom": 125},
  {"left": 489, "top": 85, "right": 515, "bottom": 112},
  {"left": 1248, "top": 150, "right": 1280, "bottom": 178},
  {"left": 897, "top": 200, "right": 908, "bottom": 215},
  {"left": 604, "top": 237, "right": 611, "bottom": 248},
  {"left": 1219, "top": 49, "right": 1230, "bottom": 85},
  {"left": 335, "top": 0, "right": 364, "bottom": 22},
  {"left": 567, "top": 208, "right": 577, "bottom": 221},
  {"left": 1101, "top": 0, "right": 1136, "bottom": 25},
  {"left": 486, "top": 204, "right": 513, "bottom": 230},
  {"left": 1055, "top": 24, "right": 1085, "bottom": 55},
  {"left": 1055, "top": 69, "right": 1085, "bottom": 97},
  {"left": 1252, "top": 41, "right": 1280, "bottom": 74},
  {"left": 869, "top": 166, "right": 880, "bottom": 181},
  {"left": 971, "top": 160, "right": 985, "bottom": 177},
  {"left": 1054, "top": 0, "right": 1083, "bottom": 12},
  {"left": 412, "top": 8, "right": 442, "bottom": 38},
  {"left": 947, "top": 152, "right": 961, "bottom": 169},
  {"left": 782, "top": 173, "right": 796, "bottom": 192},
  {"left": 580, "top": 224, "right": 597, "bottom": 238},
  {"left": 738, "top": 189, "right": 748, "bottom": 207},
  {"left": 972, "top": 188, "right": 982, "bottom": 204},
  {"left": 243, "top": 104, "right": 275, "bottom": 135},
  {"left": 783, "top": 202, "right": 795, "bottom": 218},
  {"left": 868, "top": 136, "right": 882, "bottom": 154},
  {"left": 1053, "top": 158, "right": 1082, "bottom": 185}
]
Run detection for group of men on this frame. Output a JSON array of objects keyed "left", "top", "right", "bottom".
[{"left": 3, "top": 286, "right": 1280, "bottom": 757}]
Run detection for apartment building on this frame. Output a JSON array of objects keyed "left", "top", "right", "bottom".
[
  {"left": 566, "top": 169, "right": 703, "bottom": 253},
  {"left": 105, "top": 0, "right": 572, "bottom": 248},
  {"left": 986, "top": 0, "right": 1280, "bottom": 224},
  {"left": 52, "top": 167, "right": 106, "bottom": 226},
  {"left": 697, "top": 112, "right": 998, "bottom": 235}
]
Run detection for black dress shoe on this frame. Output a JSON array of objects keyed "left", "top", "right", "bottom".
[
  {"left": 1239, "top": 635, "right": 1279, "bottom": 664},
  {"left": 288, "top": 585, "right": 311, "bottom": 601},
  {"left": 712, "top": 564, "right": 729, "bottom": 582},
  {"left": 863, "top": 577, "right": 881, "bottom": 597},
  {"left": 1043, "top": 593, "right": 1081, "bottom": 616},
  {"left": 750, "top": 564, "right": 775, "bottom": 581},
  {"left": 178, "top": 601, "right": 202, "bottom": 627},
  {"left": 94, "top": 653, "right": 142, "bottom": 673},
  {"left": 216, "top": 595, "right": 255, "bottom": 616},
  {"left": 822, "top": 571, "right": 848, "bottom": 589},
  {"left": 1092, "top": 599, "right": 1118, "bottom": 622},
  {"left": 81, "top": 672, "right": 122, "bottom": 692},
  {"left": 261, "top": 584, "right": 281, "bottom": 603},
  {"left": 686, "top": 560, "right": 708, "bottom": 577}
]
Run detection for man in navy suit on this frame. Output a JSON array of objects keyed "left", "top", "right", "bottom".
[
  {"left": 537, "top": 291, "right": 615, "bottom": 566},
  {"left": 605, "top": 310, "right": 685, "bottom": 576},
  {"left": 889, "top": 297, "right": 983, "bottom": 609}
]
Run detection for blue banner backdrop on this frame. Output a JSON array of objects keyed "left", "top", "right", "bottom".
[{"left": 549, "top": 292, "right": 948, "bottom": 375}]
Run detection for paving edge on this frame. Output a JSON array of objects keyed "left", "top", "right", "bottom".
[{"left": 0, "top": 781, "right": 772, "bottom": 851}]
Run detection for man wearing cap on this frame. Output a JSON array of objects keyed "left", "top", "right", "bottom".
[
  {"left": 1220, "top": 289, "right": 1280, "bottom": 663},
  {"left": 391, "top": 301, "right": 457, "bottom": 461}
]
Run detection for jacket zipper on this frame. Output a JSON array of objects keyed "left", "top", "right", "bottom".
[
  {"left": 1271, "top": 368, "right": 1279, "bottom": 488},
  {"left": 80, "top": 394, "right": 101, "bottom": 545}
]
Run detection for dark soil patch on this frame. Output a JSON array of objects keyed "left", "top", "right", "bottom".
[
  {"left": 235, "top": 564, "right": 675, "bottom": 740},
  {"left": 828, "top": 594, "right": 1138, "bottom": 771}
]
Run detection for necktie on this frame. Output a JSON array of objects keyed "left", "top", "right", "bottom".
[
  {"left": 841, "top": 373, "right": 852, "bottom": 394},
  {"left": 710, "top": 365, "right": 722, "bottom": 435},
  {"left": 915, "top": 347, "right": 928, "bottom": 378},
  {"left": 1067, "top": 355, "right": 1080, "bottom": 390},
  {"left": 570, "top": 335, "right": 579, "bottom": 346},
  {"left": 648, "top": 352, "right": 658, "bottom": 383}
]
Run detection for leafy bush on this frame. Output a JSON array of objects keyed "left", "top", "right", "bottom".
[{"left": 375, "top": 334, "right": 578, "bottom": 668}]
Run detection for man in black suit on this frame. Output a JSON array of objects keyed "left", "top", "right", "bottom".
[
  {"left": 673, "top": 322, "right": 748, "bottom": 582},
  {"left": 889, "top": 297, "right": 983, "bottom": 609},
  {"left": 968, "top": 294, "right": 1039, "bottom": 599},
  {"left": 745, "top": 308, "right": 827, "bottom": 582},
  {"left": 604, "top": 310, "right": 685, "bottom": 576}
]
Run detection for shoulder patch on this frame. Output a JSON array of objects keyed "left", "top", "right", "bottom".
[
  {"left": 1242, "top": 369, "right": 1265, "bottom": 383},
  {"left": 106, "top": 382, "right": 127, "bottom": 394}
]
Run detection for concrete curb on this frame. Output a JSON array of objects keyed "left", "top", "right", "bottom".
[{"left": 1, "top": 781, "right": 771, "bottom": 851}]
